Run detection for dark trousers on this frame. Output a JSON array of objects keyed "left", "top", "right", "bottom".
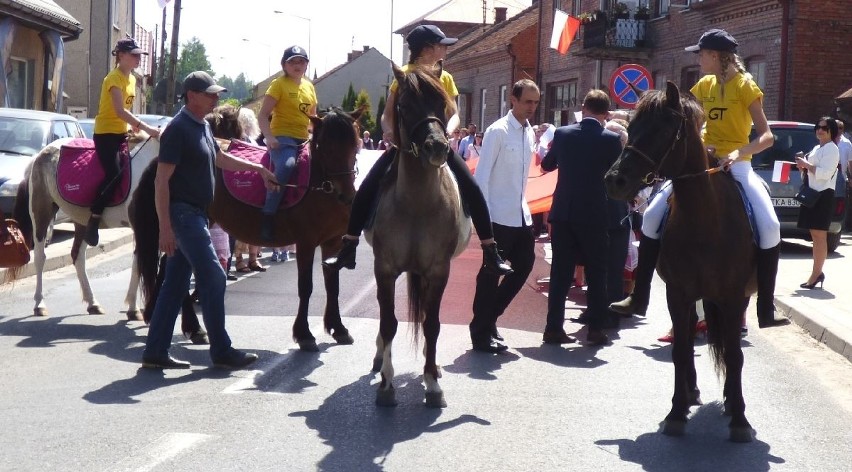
[
  {"left": 347, "top": 148, "right": 494, "bottom": 240},
  {"left": 546, "top": 219, "right": 608, "bottom": 331},
  {"left": 91, "top": 133, "right": 126, "bottom": 215},
  {"left": 607, "top": 227, "right": 630, "bottom": 304},
  {"left": 470, "top": 223, "right": 535, "bottom": 341}
]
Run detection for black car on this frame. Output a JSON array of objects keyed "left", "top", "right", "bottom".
[{"left": 750, "top": 121, "right": 846, "bottom": 252}]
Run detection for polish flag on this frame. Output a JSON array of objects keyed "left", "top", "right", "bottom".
[
  {"left": 550, "top": 10, "right": 581, "bottom": 55},
  {"left": 772, "top": 161, "right": 793, "bottom": 183}
]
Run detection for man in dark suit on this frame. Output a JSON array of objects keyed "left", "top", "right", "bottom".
[{"left": 541, "top": 90, "right": 624, "bottom": 346}]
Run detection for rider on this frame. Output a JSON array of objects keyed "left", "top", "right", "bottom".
[
  {"left": 322, "top": 25, "right": 511, "bottom": 275},
  {"left": 610, "top": 29, "right": 790, "bottom": 329},
  {"left": 258, "top": 45, "right": 317, "bottom": 243},
  {"left": 85, "top": 38, "right": 161, "bottom": 246}
]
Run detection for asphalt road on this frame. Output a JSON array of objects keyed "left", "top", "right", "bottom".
[{"left": 1, "top": 240, "right": 851, "bottom": 471}]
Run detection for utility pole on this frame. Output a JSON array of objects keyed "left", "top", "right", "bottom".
[{"left": 165, "top": 0, "right": 181, "bottom": 115}]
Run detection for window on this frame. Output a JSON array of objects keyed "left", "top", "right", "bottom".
[
  {"left": 458, "top": 93, "right": 471, "bottom": 126},
  {"left": 654, "top": 72, "right": 667, "bottom": 90},
  {"left": 547, "top": 80, "right": 578, "bottom": 126},
  {"left": 680, "top": 66, "right": 699, "bottom": 91},
  {"left": 747, "top": 57, "right": 767, "bottom": 90},
  {"left": 112, "top": 0, "right": 119, "bottom": 28},
  {"left": 499, "top": 85, "right": 508, "bottom": 117},
  {"left": 658, "top": 0, "right": 670, "bottom": 16},
  {"left": 7, "top": 57, "right": 34, "bottom": 109},
  {"left": 52, "top": 122, "right": 70, "bottom": 140},
  {"left": 479, "top": 88, "right": 487, "bottom": 130},
  {"left": 570, "top": 0, "right": 580, "bottom": 16}
]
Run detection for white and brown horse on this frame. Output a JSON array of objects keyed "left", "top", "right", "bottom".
[
  {"left": 367, "top": 65, "right": 471, "bottom": 408},
  {"left": 13, "top": 133, "right": 159, "bottom": 318}
]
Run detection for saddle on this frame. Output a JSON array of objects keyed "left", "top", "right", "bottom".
[
  {"left": 222, "top": 140, "right": 311, "bottom": 209},
  {"left": 56, "top": 138, "right": 131, "bottom": 207}
]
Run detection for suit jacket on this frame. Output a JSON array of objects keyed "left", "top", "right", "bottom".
[{"left": 542, "top": 118, "right": 623, "bottom": 227}]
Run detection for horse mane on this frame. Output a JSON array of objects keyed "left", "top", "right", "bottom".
[
  {"left": 397, "top": 67, "right": 454, "bottom": 122},
  {"left": 206, "top": 104, "right": 244, "bottom": 140},
  {"left": 632, "top": 88, "right": 705, "bottom": 137}
]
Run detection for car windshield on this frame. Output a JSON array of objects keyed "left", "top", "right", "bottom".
[
  {"left": 0, "top": 117, "right": 49, "bottom": 155},
  {"left": 750, "top": 126, "right": 818, "bottom": 170}
]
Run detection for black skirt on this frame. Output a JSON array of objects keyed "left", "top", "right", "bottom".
[{"left": 797, "top": 188, "right": 835, "bottom": 231}]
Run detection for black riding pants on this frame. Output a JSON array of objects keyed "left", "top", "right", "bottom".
[
  {"left": 91, "top": 133, "right": 127, "bottom": 215},
  {"left": 346, "top": 147, "right": 494, "bottom": 240}
]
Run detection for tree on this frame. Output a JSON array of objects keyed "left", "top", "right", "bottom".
[
  {"left": 341, "top": 83, "right": 357, "bottom": 111},
  {"left": 354, "top": 89, "right": 375, "bottom": 139},
  {"left": 176, "top": 37, "right": 213, "bottom": 80}
]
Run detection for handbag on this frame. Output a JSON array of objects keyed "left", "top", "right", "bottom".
[
  {"left": 0, "top": 209, "right": 30, "bottom": 269},
  {"left": 794, "top": 169, "right": 835, "bottom": 209}
]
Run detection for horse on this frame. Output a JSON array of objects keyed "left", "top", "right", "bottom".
[
  {"left": 13, "top": 133, "right": 159, "bottom": 319},
  {"left": 366, "top": 65, "right": 472, "bottom": 408},
  {"left": 603, "top": 82, "right": 758, "bottom": 442},
  {"left": 131, "top": 105, "right": 362, "bottom": 352}
]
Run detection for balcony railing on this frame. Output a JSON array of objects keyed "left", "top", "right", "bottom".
[{"left": 579, "top": 14, "right": 651, "bottom": 61}]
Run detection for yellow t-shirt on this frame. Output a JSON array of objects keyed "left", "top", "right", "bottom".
[
  {"left": 265, "top": 76, "right": 317, "bottom": 140},
  {"left": 390, "top": 64, "right": 459, "bottom": 98},
  {"left": 690, "top": 72, "right": 763, "bottom": 161},
  {"left": 93, "top": 68, "right": 135, "bottom": 134}
]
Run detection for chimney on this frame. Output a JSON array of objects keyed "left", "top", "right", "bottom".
[
  {"left": 495, "top": 7, "right": 507, "bottom": 23},
  {"left": 363, "top": 45, "right": 369, "bottom": 52}
]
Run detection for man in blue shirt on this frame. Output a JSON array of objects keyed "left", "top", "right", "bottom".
[{"left": 458, "top": 122, "right": 477, "bottom": 160}]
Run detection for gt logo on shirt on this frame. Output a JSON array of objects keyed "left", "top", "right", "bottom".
[
  {"left": 125, "top": 95, "right": 135, "bottom": 106},
  {"left": 299, "top": 103, "right": 311, "bottom": 114},
  {"left": 708, "top": 107, "right": 727, "bottom": 120}
]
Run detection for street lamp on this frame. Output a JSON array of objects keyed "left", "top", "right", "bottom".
[
  {"left": 241, "top": 38, "right": 272, "bottom": 78},
  {"left": 273, "top": 11, "right": 312, "bottom": 60}
]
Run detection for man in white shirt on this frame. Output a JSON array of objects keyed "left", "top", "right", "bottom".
[
  {"left": 469, "top": 79, "right": 540, "bottom": 353},
  {"left": 836, "top": 120, "right": 852, "bottom": 177}
]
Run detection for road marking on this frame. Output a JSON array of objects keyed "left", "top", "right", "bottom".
[{"left": 109, "top": 432, "right": 210, "bottom": 472}]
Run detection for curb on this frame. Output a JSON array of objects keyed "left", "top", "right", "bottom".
[{"left": 775, "top": 296, "right": 852, "bottom": 363}]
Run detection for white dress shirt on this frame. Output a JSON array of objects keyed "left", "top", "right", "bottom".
[
  {"left": 805, "top": 141, "right": 840, "bottom": 192},
  {"left": 837, "top": 134, "right": 852, "bottom": 176},
  {"left": 474, "top": 110, "right": 535, "bottom": 227}
]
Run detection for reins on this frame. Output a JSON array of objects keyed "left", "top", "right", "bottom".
[{"left": 276, "top": 139, "right": 358, "bottom": 205}]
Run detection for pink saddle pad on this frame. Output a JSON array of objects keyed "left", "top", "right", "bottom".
[
  {"left": 57, "top": 138, "right": 131, "bottom": 207},
  {"left": 223, "top": 140, "right": 310, "bottom": 209}
]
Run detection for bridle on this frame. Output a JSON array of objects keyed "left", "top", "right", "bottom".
[
  {"left": 397, "top": 102, "right": 448, "bottom": 158},
  {"left": 277, "top": 140, "right": 359, "bottom": 205}
]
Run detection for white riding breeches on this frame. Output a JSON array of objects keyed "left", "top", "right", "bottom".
[{"left": 640, "top": 161, "right": 780, "bottom": 249}]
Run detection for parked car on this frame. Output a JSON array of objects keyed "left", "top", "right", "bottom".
[
  {"left": 750, "top": 121, "right": 846, "bottom": 252},
  {"left": 78, "top": 114, "right": 171, "bottom": 139},
  {"left": 78, "top": 118, "right": 94, "bottom": 138},
  {"left": 0, "top": 108, "right": 85, "bottom": 217}
]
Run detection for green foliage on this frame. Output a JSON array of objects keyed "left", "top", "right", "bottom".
[
  {"left": 217, "top": 73, "right": 254, "bottom": 103},
  {"left": 354, "top": 89, "right": 375, "bottom": 137},
  {"left": 341, "top": 83, "right": 357, "bottom": 111},
  {"left": 176, "top": 37, "right": 213, "bottom": 80},
  {"left": 221, "top": 97, "right": 241, "bottom": 108}
]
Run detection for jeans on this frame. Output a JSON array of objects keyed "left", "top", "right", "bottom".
[
  {"left": 143, "top": 202, "right": 232, "bottom": 361},
  {"left": 263, "top": 136, "right": 302, "bottom": 215}
]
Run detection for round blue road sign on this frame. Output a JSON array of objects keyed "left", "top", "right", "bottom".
[{"left": 609, "top": 64, "right": 653, "bottom": 109}]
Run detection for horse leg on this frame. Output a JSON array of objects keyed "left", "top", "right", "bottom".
[
  {"left": 687, "top": 303, "right": 702, "bottom": 406},
  {"left": 73, "top": 225, "right": 104, "bottom": 315},
  {"left": 124, "top": 255, "right": 143, "bottom": 321},
  {"left": 422, "top": 275, "right": 448, "bottom": 408},
  {"left": 32, "top": 238, "right": 49, "bottom": 316},
  {"left": 320, "top": 242, "right": 353, "bottom": 345},
  {"left": 661, "top": 290, "right": 694, "bottom": 436},
  {"left": 723, "top": 298, "right": 754, "bottom": 442},
  {"left": 375, "top": 273, "right": 399, "bottom": 407},
  {"left": 292, "top": 246, "right": 318, "bottom": 351}
]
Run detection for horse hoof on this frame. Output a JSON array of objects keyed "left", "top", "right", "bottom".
[
  {"left": 332, "top": 331, "right": 354, "bottom": 345},
  {"left": 126, "top": 310, "right": 143, "bottom": 321},
  {"left": 34, "top": 307, "right": 48, "bottom": 317},
  {"left": 188, "top": 331, "right": 209, "bottom": 345},
  {"left": 424, "top": 391, "right": 447, "bottom": 408},
  {"left": 688, "top": 391, "right": 703, "bottom": 406},
  {"left": 375, "top": 387, "right": 398, "bottom": 407},
  {"left": 88, "top": 305, "right": 105, "bottom": 315},
  {"left": 371, "top": 357, "right": 383, "bottom": 373},
  {"left": 297, "top": 339, "right": 319, "bottom": 352},
  {"left": 729, "top": 426, "right": 755, "bottom": 443},
  {"left": 660, "top": 420, "right": 686, "bottom": 437}
]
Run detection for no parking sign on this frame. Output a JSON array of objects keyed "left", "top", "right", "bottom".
[{"left": 609, "top": 64, "right": 653, "bottom": 109}]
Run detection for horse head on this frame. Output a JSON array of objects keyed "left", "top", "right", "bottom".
[
  {"left": 392, "top": 63, "right": 452, "bottom": 168},
  {"left": 605, "top": 81, "right": 705, "bottom": 201},
  {"left": 309, "top": 106, "right": 362, "bottom": 203}
]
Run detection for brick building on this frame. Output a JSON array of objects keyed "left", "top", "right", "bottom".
[{"left": 444, "top": 0, "right": 852, "bottom": 128}]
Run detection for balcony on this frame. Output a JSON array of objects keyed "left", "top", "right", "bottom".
[{"left": 577, "top": 14, "right": 652, "bottom": 62}]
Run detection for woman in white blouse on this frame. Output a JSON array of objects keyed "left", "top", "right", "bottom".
[
  {"left": 466, "top": 133, "right": 483, "bottom": 159},
  {"left": 794, "top": 116, "right": 840, "bottom": 289}
]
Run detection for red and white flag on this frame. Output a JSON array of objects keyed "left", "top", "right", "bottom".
[
  {"left": 772, "top": 161, "right": 793, "bottom": 183},
  {"left": 549, "top": 9, "right": 581, "bottom": 55},
  {"left": 157, "top": 0, "right": 173, "bottom": 9}
]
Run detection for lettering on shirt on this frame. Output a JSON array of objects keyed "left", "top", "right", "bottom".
[{"left": 708, "top": 107, "right": 727, "bottom": 120}]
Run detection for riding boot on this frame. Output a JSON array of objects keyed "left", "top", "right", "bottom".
[
  {"left": 322, "top": 237, "right": 359, "bottom": 270},
  {"left": 260, "top": 214, "right": 275, "bottom": 244},
  {"left": 609, "top": 235, "right": 660, "bottom": 316},
  {"left": 756, "top": 244, "right": 789, "bottom": 328},
  {"left": 84, "top": 215, "right": 101, "bottom": 246},
  {"left": 482, "top": 242, "right": 513, "bottom": 276}
]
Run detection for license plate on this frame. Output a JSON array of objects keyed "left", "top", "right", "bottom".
[{"left": 772, "top": 197, "right": 799, "bottom": 208}]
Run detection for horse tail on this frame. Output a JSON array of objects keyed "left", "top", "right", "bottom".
[
  {"left": 407, "top": 272, "right": 426, "bottom": 343},
  {"left": 131, "top": 161, "right": 160, "bottom": 314},
  {"left": 12, "top": 178, "right": 33, "bottom": 248},
  {"left": 703, "top": 302, "right": 728, "bottom": 378}
]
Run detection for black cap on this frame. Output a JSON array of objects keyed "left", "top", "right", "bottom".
[
  {"left": 282, "top": 45, "right": 309, "bottom": 63},
  {"left": 684, "top": 29, "right": 738, "bottom": 53},
  {"left": 182, "top": 71, "right": 227, "bottom": 96},
  {"left": 406, "top": 25, "right": 458, "bottom": 50},
  {"left": 113, "top": 38, "right": 147, "bottom": 56}
]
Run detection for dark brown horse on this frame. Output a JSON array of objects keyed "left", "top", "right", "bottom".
[
  {"left": 366, "top": 65, "right": 471, "bottom": 408},
  {"left": 132, "top": 105, "right": 362, "bottom": 351},
  {"left": 604, "top": 82, "right": 757, "bottom": 442}
]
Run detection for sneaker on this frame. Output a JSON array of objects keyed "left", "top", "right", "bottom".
[
  {"left": 213, "top": 348, "right": 258, "bottom": 370},
  {"left": 271, "top": 251, "right": 280, "bottom": 262},
  {"left": 142, "top": 354, "right": 191, "bottom": 369}
]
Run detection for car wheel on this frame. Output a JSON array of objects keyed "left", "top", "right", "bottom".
[{"left": 827, "top": 230, "right": 841, "bottom": 253}]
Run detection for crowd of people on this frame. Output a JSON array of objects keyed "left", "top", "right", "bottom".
[{"left": 94, "top": 25, "right": 845, "bottom": 370}]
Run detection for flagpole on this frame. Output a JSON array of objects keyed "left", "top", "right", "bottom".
[{"left": 165, "top": 0, "right": 181, "bottom": 115}]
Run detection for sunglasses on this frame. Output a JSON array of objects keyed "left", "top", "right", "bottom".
[{"left": 815, "top": 124, "right": 830, "bottom": 132}]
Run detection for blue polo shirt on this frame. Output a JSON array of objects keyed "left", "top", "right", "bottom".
[{"left": 157, "top": 107, "right": 220, "bottom": 210}]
